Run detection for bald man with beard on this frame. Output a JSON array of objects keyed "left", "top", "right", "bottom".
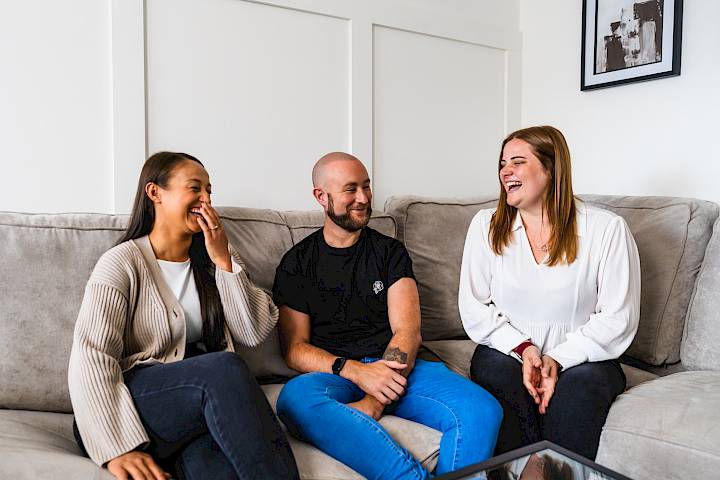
[{"left": 272, "top": 152, "right": 503, "bottom": 479}]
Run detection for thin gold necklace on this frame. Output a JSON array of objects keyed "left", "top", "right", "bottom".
[{"left": 528, "top": 221, "right": 549, "bottom": 253}]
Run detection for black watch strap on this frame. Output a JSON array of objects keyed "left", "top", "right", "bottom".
[{"left": 332, "top": 357, "right": 347, "bottom": 375}]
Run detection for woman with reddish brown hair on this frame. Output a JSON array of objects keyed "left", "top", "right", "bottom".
[{"left": 459, "top": 126, "right": 641, "bottom": 460}]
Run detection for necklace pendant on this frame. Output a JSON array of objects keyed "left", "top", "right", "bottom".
[{"left": 540, "top": 244, "right": 548, "bottom": 252}]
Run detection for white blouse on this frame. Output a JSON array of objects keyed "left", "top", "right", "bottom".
[{"left": 458, "top": 203, "right": 641, "bottom": 370}]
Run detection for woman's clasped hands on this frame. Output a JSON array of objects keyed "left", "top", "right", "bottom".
[{"left": 521, "top": 346, "right": 561, "bottom": 414}]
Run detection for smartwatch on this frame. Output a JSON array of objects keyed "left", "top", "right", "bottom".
[{"left": 332, "top": 357, "right": 347, "bottom": 375}]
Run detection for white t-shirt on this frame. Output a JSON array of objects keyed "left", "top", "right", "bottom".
[
  {"left": 458, "top": 203, "right": 641, "bottom": 370},
  {"left": 157, "top": 259, "right": 203, "bottom": 343}
]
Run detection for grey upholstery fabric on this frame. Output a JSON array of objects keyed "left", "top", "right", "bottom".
[
  {"left": 580, "top": 195, "right": 718, "bottom": 366},
  {"left": 682, "top": 218, "right": 720, "bottom": 371},
  {"left": 217, "top": 207, "right": 299, "bottom": 379},
  {"left": 261, "top": 384, "right": 441, "bottom": 478},
  {"left": 596, "top": 371, "right": 720, "bottom": 479},
  {"left": 0, "top": 409, "right": 113, "bottom": 479},
  {"left": 0, "top": 213, "right": 127, "bottom": 413},
  {"left": 422, "top": 339, "right": 477, "bottom": 378},
  {"left": 383, "top": 196, "right": 497, "bottom": 340},
  {"left": 620, "top": 364, "right": 658, "bottom": 388},
  {"left": 217, "top": 207, "right": 293, "bottom": 292}
]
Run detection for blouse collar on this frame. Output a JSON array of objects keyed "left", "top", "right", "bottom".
[{"left": 510, "top": 200, "right": 587, "bottom": 237}]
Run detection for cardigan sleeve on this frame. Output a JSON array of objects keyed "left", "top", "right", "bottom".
[
  {"left": 459, "top": 212, "right": 530, "bottom": 355},
  {"left": 215, "top": 246, "right": 278, "bottom": 347},
  {"left": 545, "top": 216, "right": 641, "bottom": 370},
  {"left": 67, "top": 275, "right": 149, "bottom": 466}
]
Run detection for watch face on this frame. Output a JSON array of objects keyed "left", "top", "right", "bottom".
[{"left": 333, "top": 357, "right": 346, "bottom": 375}]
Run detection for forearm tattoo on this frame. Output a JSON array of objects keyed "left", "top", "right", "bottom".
[{"left": 383, "top": 346, "right": 408, "bottom": 364}]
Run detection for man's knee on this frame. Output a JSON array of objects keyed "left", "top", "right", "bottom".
[
  {"left": 276, "top": 374, "right": 327, "bottom": 440},
  {"left": 277, "top": 373, "right": 323, "bottom": 418}
]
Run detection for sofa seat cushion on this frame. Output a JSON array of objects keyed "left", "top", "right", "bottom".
[
  {"left": 0, "top": 409, "right": 113, "bottom": 479},
  {"left": 261, "top": 384, "right": 441, "bottom": 478},
  {"left": 596, "top": 371, "right": 720, "bottom": 480}
]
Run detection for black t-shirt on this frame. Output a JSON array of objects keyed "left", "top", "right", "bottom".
[{"left": 272, "top": 227, "right": 415, "bottom": 359}]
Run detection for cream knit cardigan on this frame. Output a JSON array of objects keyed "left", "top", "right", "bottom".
[{"left": 68, "top": 235, "right": 278, "bottom": 466}]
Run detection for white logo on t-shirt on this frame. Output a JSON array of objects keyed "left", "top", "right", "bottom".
[{"left": 373, "top": 281, "right": 384, "bottom": 294}]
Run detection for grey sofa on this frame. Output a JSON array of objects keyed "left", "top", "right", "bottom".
[{"left": 1, "top": 195, "right": 719, "bottom": 479}]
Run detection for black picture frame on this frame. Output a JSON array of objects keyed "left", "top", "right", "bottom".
[
  {"left": 581, "top": 0, "right": 683, "bottom": 91},
  {"left": 435, "top": 440, "right": 633, "bottom": 480}
]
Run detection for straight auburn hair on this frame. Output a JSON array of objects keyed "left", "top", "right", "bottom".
[
  {"left": 117, "top": 151, "right": 227, "bottom": 352},
  {"left": 489, "top": 126, "right": 578, "bottom": 266}
]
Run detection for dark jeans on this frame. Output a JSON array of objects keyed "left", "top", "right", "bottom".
[
  {"left": 470, "top": 344, "right": 626, "bottom": 460},
  {"left": 74, "top": 352, "right": 298, "bottom": 480}
]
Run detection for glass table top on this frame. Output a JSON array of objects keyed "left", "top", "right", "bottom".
[{"left": 435, "top": 441, "right": 632, "bottom": 480}]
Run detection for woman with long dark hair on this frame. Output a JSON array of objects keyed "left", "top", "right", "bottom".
[
  {"left": 68, "top": 152, "right": 299, "bottom": 479},
  {"left": 459, "top": 126, "right": 641, "bottom": 459}
]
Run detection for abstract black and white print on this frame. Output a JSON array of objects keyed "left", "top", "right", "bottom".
[{"left": 595, "top": 0, "right": 664, "bottom": 74}]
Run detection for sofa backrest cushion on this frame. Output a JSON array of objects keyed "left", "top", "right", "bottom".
[
  {"left": 385, "top": 195, "right": 718, "bottom": 366},
  {"left": 0, "top": 207, "right": 397, "bottom": 413},
  {"left": 383, "top": 196, "right": 497, "bottom": 341},
  {"left": 0, "top": 213, "right": 127, "bottom": 413},
  {"left": 581, "top": 195, "right": 717, "bottom": 365},
  {"left": 682, "top": 218, "right": 720, "bottom": 371},
  {"left": 216, "top": 207, "right": 298, "bottom": 379}
]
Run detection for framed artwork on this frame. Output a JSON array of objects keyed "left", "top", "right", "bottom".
[{"left": 581, "top": 0, "right": 683, "bottom": 91}]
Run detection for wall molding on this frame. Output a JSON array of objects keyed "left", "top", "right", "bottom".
[{"left": 110, "top": 0, "right": 521, "bottom": 212}]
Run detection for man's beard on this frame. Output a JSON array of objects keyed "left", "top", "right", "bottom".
[{"left": 326, "top": 193, "right": 371, "bottom": 232}]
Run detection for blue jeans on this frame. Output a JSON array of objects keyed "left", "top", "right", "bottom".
[
  {"left": 277, "top": 359, "right": 502, "bottom": 479},
  {"left": 75, "top": 352, "right": 299, "bottom": 479}
]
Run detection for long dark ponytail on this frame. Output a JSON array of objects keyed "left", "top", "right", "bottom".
[{"left": 117, "top": 151, "right": 227, "bottom": 352}]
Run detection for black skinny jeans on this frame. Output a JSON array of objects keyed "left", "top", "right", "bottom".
[
  {"left": 74, "top": 351, "right": 299, "bottom": 480},
  {"left": 470, "top": 344, "right": 626, "bottom": 460}
]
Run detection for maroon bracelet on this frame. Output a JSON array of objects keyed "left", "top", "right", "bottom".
[{"left": 513, "top": 340, "right": 535, "bottom": 357}]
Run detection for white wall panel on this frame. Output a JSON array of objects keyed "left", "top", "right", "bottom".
[
  {"left": 145, "top": 0, "right": 349, "bottom": 211},
  {"left": 373, "top": 26, "right": 507, "bottom": 207},
  {"left": 0, "top": 0, "right": 112, "bottom": 213}
]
